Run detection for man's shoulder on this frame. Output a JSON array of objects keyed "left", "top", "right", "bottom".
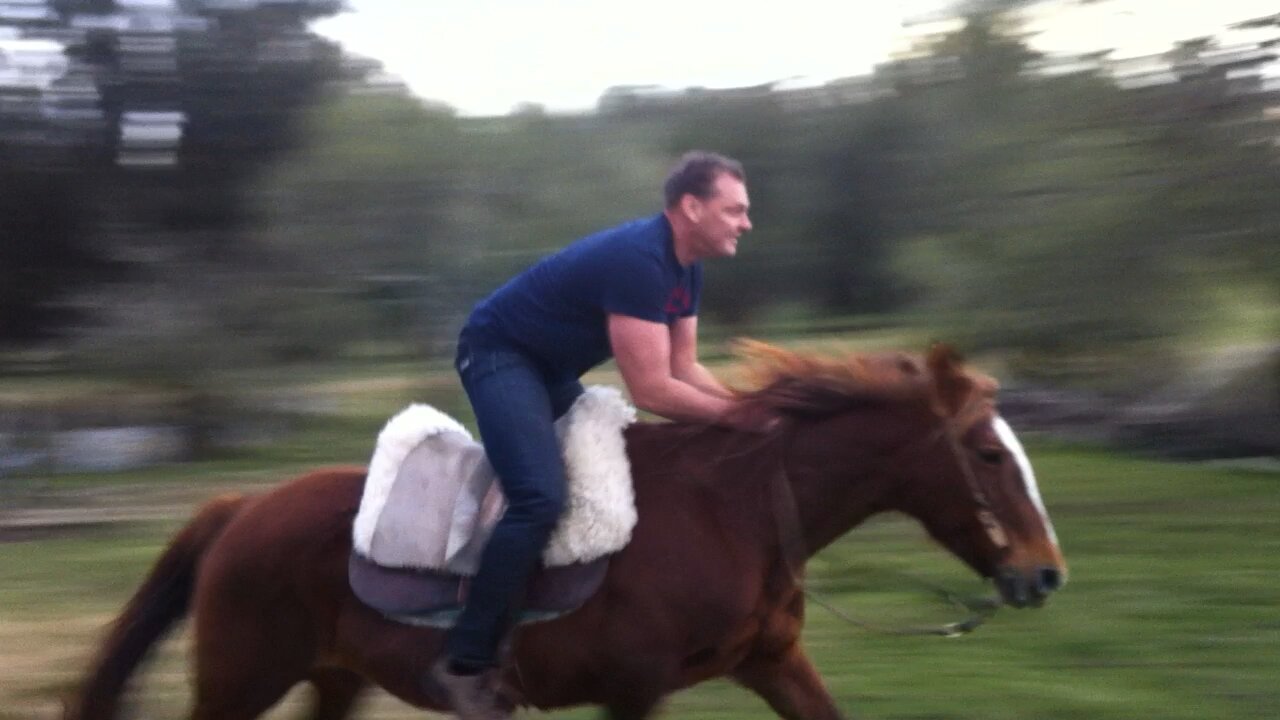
[
  {"left": 586, "top": 213, "right": 666, "bottom": 245},
  {"left": 564, "top": 213, "right": 668, "bottom": 263}
]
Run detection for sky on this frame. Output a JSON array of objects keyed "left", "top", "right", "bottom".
[{"left": 312, "top": 1, "right": 1280, "bottom": 117}]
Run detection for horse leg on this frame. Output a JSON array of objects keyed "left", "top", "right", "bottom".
[
  {"left": 187, "top": 643, "right": 302, "bottom": 720},
  {"left": 594, "top": 639, "right": 672, "bottom": 720},
  {"left": 188, "top": 677, "right": 297, "bottom": 720},
  {"left": 732, "top": 644, "right": 847, "bottom": 720},
  {"left": 188, "top": 602, "right": 315, "bottom": 720},
  {"left": 307, "top": 669, "right": 367, "bottom": 720},
  {"left": 597, "top": 653, "right": 674, "bottom": 720},
  {"left": 603, "top": 698, "right": 663, "bottom": 720}
]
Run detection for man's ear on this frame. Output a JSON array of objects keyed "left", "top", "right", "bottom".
[{"left": 680, "top": 194, "right": 703, "bottom": 223}]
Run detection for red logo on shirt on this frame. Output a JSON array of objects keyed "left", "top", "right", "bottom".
[{"left": 664, "top": 286, "right": 692, "bottom": 315}]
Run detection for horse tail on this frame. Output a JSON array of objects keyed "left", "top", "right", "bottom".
[{"left": 65, "top": 492, "right": 248, "bottom": 720}]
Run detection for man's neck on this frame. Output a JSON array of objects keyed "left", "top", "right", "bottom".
[{"left": 664, "top": 209, "right": 698, "bottom": 266}]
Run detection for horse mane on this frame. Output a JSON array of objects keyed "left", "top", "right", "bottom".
[{"left": 728, "top": 339, "right": 997, "bottom": 422}]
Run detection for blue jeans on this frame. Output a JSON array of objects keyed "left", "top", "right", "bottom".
[{"left": 445, "top": 334, "right": 583, "bottom": 669}]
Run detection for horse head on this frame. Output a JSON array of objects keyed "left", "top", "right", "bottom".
[
  {"left": 904, "top": 343, "right": 1067, "bottom": 607},
  {"left": 733, "top": 340, "right": 1066, "bottom": 609}
]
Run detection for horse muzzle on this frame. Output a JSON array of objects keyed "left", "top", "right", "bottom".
[{"left": 994, "top": 565, "right": 1065, "bottom": 608}]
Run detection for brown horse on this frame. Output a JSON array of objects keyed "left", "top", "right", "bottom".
[{"left": 67, "top": 343, "right": 1065, "bottom": 720}]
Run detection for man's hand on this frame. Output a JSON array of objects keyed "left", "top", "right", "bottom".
[{"left": 719, "top": 400, "right": 783, "bottom": 434}]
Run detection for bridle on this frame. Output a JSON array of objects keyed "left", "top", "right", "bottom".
[
  {"left": 862, "top": 396, "right": 1010, "bottom": 553},
  {"left": 932, "top": 401, "right": 1011, "bottom": 552},
  {"left": 769, "top": 399, "right": 1007, "bottom": 637}
]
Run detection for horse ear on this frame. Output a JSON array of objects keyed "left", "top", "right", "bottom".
[{"left": 927, "top": 343, "right": 972, "bottom": 417}]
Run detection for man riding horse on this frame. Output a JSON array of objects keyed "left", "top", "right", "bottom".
[{"left": 435, "top": 151, "right": 780, "bottom": 719}]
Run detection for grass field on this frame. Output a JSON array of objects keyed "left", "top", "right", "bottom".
[{"left": 2, "top": 435, "right": 1277, "bottom": 720}]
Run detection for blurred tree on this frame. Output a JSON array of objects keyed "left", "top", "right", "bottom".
[
  {"left": 0, "top": 0, "right": 349, "bottom": 345},
  {"left": 250, "top": 92, "right": 469, "bottom": 354},
  {"left": 792, "top": 102, "right": 920, "bottom": 316},
  {"left": 0, "top": 0, "right": 373, "bottom": 454},
  {"left": 59, "top": 259, "right": 370, "bottom": 453},
  {"left": 884, "top": 4, "right": 1279, "bottom": 382},
  {"left": 6, "top": 0, "right": 1275, "bottom": 403},
  {"left": 0, "top": 173, "right": 114, "bottom": 339}
]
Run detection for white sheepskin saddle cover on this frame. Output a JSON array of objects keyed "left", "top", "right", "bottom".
[{"left": 352, "top": 386, "right": 638, "bottom": 575}]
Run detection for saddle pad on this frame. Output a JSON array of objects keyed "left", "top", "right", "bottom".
[
  {"left": 352, "top": 386, "right": 637, "bottom": 574},
  {"left": 348, "top": 551, "right": 609, "bottom": 628}
]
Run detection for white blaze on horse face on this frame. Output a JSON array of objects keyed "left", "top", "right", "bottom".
[{"left": 992, "top": 416, "right": 1059, "bottom": 547}]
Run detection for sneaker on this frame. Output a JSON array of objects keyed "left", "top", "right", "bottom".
[{"left": 429, "top": 659, "right": 512, "bottom": 720}]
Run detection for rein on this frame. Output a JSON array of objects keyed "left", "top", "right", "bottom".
[
  {"left": 803, "top": 574, "right": 1000, "bottom": 638},
  {"left": 768, "top": 406, "right": 1005, "bottom": 638}
]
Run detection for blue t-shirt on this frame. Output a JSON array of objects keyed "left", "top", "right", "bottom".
[{"left": 463, "top": 213, "right": 702, "bottom": 381}]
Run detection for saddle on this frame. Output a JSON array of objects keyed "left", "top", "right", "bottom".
[{"left": 349, "top": 387, "right": 636, "bottom": 627}]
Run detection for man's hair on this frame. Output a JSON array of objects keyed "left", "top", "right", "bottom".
[{"left": 663, "top": 151, "right": 746, "bottom": 208}]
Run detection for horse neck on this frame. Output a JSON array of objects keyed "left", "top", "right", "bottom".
[
  {"left": 624, "top": 415, "right": 917, "bottom": 559},
  {"left": 782, "top": 407, "right": 920, "bottom": 557}
]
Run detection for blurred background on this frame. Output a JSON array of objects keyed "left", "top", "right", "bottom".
[{"left": 0, "top": 1, "right": 1276, "bottom": 718}]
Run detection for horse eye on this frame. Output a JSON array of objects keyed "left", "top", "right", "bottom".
[{"left": 977, "top": 447, "right": 1004, "bottom": 465}]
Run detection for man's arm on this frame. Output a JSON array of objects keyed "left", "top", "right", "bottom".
[
  {"left": 610, "top": 314, "right": 780, "bottom": 432},
  {"left": 609, "top": 314, "right": 734, "bottom": 423},
  {"left": 669, "top": 316, "right": 733, "bottom": 398}
]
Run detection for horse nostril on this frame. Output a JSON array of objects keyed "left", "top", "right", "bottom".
[{"left": 1037, "top": 567, "right": 1063, "bottom": 593}]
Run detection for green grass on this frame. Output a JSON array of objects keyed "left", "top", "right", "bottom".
[
  {"left": 1195, "top": 280, "right": 1279, "bottom": 348},
  {"left": 0, "top": 523, "right": 184, "bottom": 617},
  {"left": 1, "top": 446, "right": 1277, "bottom": 719}
]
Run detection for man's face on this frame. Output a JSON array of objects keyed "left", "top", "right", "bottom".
[{"left": 686, "top": 173, "right": 752, "bottom": 259}]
